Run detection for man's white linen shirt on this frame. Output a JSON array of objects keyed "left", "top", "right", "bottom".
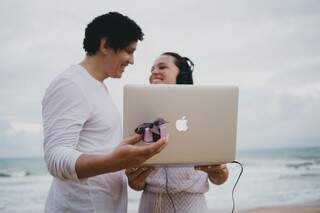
[{"left": 42, "top": 64, "right": 126, "bottom": 213}]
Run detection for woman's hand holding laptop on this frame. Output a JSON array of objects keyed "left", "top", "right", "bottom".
[
  {"left": 126, "top": 167, "right": 153, "bottom": 191},
  {"left": 195, "top": 164, "right": 229, "bottom": 185}
]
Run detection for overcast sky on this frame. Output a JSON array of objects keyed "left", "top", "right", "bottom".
[{"left": 1, "top": 0, "right": 319, "bottom": 157}]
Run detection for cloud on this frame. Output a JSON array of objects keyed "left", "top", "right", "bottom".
[
  {"left": 1, "top": 0, "right": 320, "bottom": 156},
  {"left": 0, "top": 118, "right": 43, "bottom": 158},
  {"left": 238, "top": 87, "right": 320, "bottom": 149},
  {"left": 0, "top": 119, "right": 11, "bottom": 134},
  {"left": 267, "top": 57, "right": 320, "bottom": 94}
]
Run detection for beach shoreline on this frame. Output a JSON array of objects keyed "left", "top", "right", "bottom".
[{"left": 2, "top": 146, "right": 320, "bottom": 213}]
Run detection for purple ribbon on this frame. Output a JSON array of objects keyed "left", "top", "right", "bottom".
[{"left": 135, "top": 118, "right": 168, "bottom": 142}]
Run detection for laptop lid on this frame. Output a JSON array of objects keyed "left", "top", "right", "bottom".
[{"left": 123, "top": 84, "right": 239, "bottom": 166}]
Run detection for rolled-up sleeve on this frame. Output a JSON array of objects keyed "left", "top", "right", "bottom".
[{"left": 42, "top": 78, "right": 91, "bottom": 181}]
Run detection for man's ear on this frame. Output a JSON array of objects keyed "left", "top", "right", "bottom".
[{"left": 99, "top": 38, "right": 109, "bottom": 55}]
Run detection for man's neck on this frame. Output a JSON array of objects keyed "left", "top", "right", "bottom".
[{"left": 80, "top": 55, "right": 108, "bottom": 82}]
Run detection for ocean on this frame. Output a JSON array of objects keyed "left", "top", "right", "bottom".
[{"left": 0, "top": 146, "right": 319, "bottom": 212}]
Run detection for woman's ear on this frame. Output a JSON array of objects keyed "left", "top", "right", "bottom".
[{"left": 99, "top": 38, "right": 109, "bottom": 55}]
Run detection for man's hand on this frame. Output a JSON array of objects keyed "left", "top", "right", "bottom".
[
  {"left": 75, "top": 134, "right": 168, "bottom": 179},
  {"left": 125, "top": 167, "right": 153, "bottom": 191},
  {"left": 110, "top": 134, "right": 168, "bottom": 171},
  {"left": 195, "top": 164, "right": 229, "bottom": 185}
]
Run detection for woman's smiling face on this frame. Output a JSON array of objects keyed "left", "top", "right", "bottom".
[{"left": 149, "top": 54, "right": 179, "bottom": 84}]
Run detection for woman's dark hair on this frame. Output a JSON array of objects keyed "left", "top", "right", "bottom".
[
  {"left": 83, "top": 12, "right": 144, "bottom": 55},
  {"left": 162, "top": 52, "right": 194, "bottom": 85}
]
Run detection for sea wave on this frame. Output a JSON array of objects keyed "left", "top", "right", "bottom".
[
  {"left": 285, "top": 162, "right": 314, "bottom": 169},
  {"left": 300, "top": 173, "right": 320, "bottom": 178},
  {"left": 278, "top": 172, "right": 320, "bottom": 180},
  {"left": 0, "top": 170, "right": 32, "bottom": 178}
]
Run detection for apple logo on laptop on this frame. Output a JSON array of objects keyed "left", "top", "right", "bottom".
[{"left": 175, "top": 116, "right": 188, "bottom": 132}]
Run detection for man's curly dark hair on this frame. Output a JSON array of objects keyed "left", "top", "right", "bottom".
[{"left": 83, "top": 12, "right": 144, "bottom": 55}]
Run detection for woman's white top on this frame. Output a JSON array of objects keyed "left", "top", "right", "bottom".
[{"left": 146, "top": 167, "right": 209, "bottom": 193}]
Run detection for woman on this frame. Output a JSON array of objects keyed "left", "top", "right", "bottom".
[{"left": 126, "top": 52, "right": 229, "bottom": 213}]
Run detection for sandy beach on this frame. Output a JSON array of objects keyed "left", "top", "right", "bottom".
[
  {"left": 128, "top": 203, "right": 320, "bottom": 213},
  {"left": 129, "top": 204, "right": 320, "bottom": 213},
  {"left": 239, "top": 204, "right": 320, "bottom": 213}
]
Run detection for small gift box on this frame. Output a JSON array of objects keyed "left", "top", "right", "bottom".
[{"left": 135, "top": 118, "right": 168, "bottom": 143}]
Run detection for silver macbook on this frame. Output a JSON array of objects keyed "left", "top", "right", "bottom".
[{"left": 123, "top": 84, "right": 239, "bottom": 166}]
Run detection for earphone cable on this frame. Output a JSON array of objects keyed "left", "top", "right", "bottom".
[{"left": 231, "top": 161, "right": 243, "bottom": 213}]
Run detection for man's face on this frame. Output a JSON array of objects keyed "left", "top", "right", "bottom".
[{"left": 104, "top": 41, "right": 137, "bottom": 78}]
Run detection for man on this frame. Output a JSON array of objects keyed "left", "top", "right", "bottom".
[{"left": 42, "top": 12, "right": 168, "bottom": 213}]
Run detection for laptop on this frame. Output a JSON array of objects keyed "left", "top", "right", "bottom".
[{"left": 123, "top": 84, "right": 239, "bottom": 166}]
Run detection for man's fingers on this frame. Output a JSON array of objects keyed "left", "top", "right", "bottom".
[
  {"left": 138, "top": 138, "right": 168, "bottom": 157},
  {"left": 123, "top": 136, "right": 169, "bottom": 169},
  {"left": 149, "top": 138, "right": 168, "bottom": 153},
  {"left": 123, "top": 134, "right": 142, "bottom": 145}
]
